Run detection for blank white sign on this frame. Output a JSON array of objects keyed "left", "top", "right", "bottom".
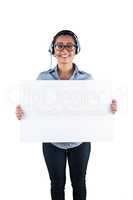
[{"left": 19, "top": 80, "right": 114, "bottom": 142}]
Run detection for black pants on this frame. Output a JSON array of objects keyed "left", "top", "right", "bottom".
[{"left": 42, "top": 142, "right": 91, "bottom": 200}]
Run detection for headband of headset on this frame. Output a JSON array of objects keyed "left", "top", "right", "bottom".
[{"left": 49, "top": 30, "right": 80, "bottom": 55}]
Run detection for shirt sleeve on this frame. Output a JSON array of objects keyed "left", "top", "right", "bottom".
[
  {"left": 36, "top": 72, "right": 43, "bottom": 80},
  {"left": 85, "top": 73, "right": 94, "bottom": 80}
]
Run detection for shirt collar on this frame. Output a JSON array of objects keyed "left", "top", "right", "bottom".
[{"left": 53, "top": 63, "right": 79, "bottom": 80}]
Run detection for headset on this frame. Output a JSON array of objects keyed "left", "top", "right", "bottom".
[{"left": 48, "top": 30, "right": 81, "bottom": 55}]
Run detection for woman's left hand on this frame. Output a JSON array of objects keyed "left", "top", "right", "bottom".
[{"left": 110, "top": 99, "right": 117, "bottom": 114}]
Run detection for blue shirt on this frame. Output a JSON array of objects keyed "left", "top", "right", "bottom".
[{"left": 37, "top": 63, "right": 93, "bottom": 149}]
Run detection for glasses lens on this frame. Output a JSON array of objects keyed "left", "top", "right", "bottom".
[
  {"left": 66, "top": 44, "right": 75, "bottom": 50},
  {"left": 55, "top": 44, "right": 64, "bottom": 50}
]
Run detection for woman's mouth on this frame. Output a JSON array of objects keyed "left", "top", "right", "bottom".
[{"left": 60, "top": 54, "right": 69, "bottom": 58}]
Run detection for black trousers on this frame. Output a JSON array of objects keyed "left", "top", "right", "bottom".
[{"left": 42, "top": 142, "right": 91, "bottom": 200}]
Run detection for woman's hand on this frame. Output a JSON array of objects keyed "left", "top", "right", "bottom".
[
  {"left": 110, "top": 99, "right": 117, "bottom": 114},
  {"left": 15, "top": 105, "right": 24, "bottom": 120}
]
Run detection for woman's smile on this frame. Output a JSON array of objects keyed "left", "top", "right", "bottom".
[{"left": 59, "top": 54, "right": 70, "bottom": 58}]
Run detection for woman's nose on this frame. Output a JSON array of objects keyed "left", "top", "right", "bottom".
[{"left": 61, "top": 48, "right": 69, "bottom": 53}]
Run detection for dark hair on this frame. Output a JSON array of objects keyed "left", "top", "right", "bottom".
[{"left": 49, "top": 30, "right": 80, "bottom": 55}]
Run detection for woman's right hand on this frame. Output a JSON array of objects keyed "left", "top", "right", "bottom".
[{"left": 15, "top": 105, "right": 24, "bottom": 120}]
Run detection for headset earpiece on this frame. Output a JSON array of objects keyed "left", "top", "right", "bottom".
[{"left": 48, "top": 43, "right": 53, "bottom": 54}]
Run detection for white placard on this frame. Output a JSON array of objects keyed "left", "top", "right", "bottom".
[{"left": 19, "top": 80, "right": 114, "bottom": 142}]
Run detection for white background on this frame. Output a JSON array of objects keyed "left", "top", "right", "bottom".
[{"left": 0, "top": 0, "right": 133, "bottom": 199}]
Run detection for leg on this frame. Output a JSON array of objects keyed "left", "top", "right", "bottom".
[
  {"left": 42, "top": 143, "right": 67, "bottom": 200},
  {"left": 67, "top": 142, "right": 91, "bottom": 200}
]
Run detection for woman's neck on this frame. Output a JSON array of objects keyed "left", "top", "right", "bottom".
[
  {"left": 57, "top": 63, "right": 73, "bottom": 74},
  {"left": 57, "top": 63, "right": 75, "bottom": 79}
]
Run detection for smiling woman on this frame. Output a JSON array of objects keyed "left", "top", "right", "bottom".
[
  {"left": 15, "top": 30, "right": 117, "bottom": 200},
  {"left": 39, "top": 30, "right": 93, "bottom": 200}
]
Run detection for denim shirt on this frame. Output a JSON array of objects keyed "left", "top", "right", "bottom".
[{"left": 37, "top": 63, "right": 93, "bottom": 149}]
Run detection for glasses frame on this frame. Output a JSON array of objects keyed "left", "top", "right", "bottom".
[{"left": 54, "top": 43, "right": 77, "bottom": 51}]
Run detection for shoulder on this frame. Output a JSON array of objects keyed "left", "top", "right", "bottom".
[
  {"left": 36, "top": 68, "right": 54, "bottom": 80},
  {"left": 78, "top": 70, "right": 93, "bottom": 80}
]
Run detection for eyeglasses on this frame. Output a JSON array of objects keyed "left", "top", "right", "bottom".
[{"left": 54, "top": 43, "right": 76, "bottom": 51}]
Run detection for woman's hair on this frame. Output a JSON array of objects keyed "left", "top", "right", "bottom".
[{"left": 49, "top": 30, "right": 81, "bottom": 55}]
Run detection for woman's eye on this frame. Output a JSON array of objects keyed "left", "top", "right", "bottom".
[
  {"left": 67, "top": 45, "right": 73, "bottom": 49},
  {"left": 58, "top": 45, "right": 63, "bottom": 49}
]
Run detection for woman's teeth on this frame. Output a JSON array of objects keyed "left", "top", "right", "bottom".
[{"left": 61, "top": 55, "right": 68, "bottom": 58}]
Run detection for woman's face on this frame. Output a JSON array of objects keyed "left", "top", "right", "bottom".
[{"left": 53, "top": 35, "right": 76, "bottom": 65}]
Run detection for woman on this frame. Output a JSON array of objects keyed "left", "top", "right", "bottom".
[{"left": 16, "top": 30, "right": 117, "bottom": 200}]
